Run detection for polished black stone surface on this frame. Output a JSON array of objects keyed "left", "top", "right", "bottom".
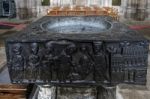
[
  {"left": 7, "top": 16, "right": 146, "bottom": 41},
  {"left": 5, "top": 16, "right": 149, "bottom": 86}
]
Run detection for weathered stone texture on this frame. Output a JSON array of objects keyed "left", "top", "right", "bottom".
[
  {"left": 57, "top": 87, "right": 97, "bottom": 99},
  {"left": 36, "top": 86, "right": 116, "bottom": 99},
  {"left": 37, "top": 85, "right": 56, "bottom": 99}
]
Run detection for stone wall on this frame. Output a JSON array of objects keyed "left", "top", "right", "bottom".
[
  {"left": 13, "top": 0, "right": 150, "bottom": 20},
  {"left": 124, "top": 0, "right": 150, "bottom": 20},
  {"left": 15, "top": 0, "right": 40, "bottom": 19}
]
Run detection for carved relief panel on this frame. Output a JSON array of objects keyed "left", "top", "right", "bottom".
[
  {"left": 106, "top": 41, "right": 148, "bottom": 85},
  {"left": 6, "top": 40, "right": 148, "bottom": 86}
]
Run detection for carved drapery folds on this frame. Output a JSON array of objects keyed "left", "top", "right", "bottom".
[{"left": 7, "top": 40, "right": 148, "bottom": 86}]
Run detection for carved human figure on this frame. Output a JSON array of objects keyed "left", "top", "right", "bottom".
[
  {"left": 106, "top": 45, "right": 117, "bottom": 54},
  {"left": 93, "top": 42, "right": 109, "bottom": 82},
  {"left": 42, "top": 42, "right": 54, "bottom": 82},
  {"left": 27, "top": 43, "right": 40, "bottom": 82},
  {"left": 11, "top": 43, "right": 24, "bottom": 83},
  {"left": 120, "top": 41, "right": 134, "bottom": 82},
  {"left": 57, "top": 44, "right": 76, "bottom": 82},
  {"left": 76, "top": 45, "right": 94, "bottom": 80},
  {"left": 129, "top": 70, "right": 134, "bottom": 82}
]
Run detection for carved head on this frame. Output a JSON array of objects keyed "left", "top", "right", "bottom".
[
  {"left": 31, "top": 43, "right": 39, "bottom": 55},
  {"left": 45, "top": 42, "right": 53, "bottom": 54},
  {"left": 94, "top": 42, "right": 102, "bottom": 54},
  {"left": 120, "top": 41, "right": 130, "bottom": 47},
  {"left": 13, "top": 43, "right": 22, "bottom": 55},
  {"left": 80, "top": 45, "right": 88, "bottom": 52},
  {"left": 66, "top": 44, "right": 76, "bottom": 55}
]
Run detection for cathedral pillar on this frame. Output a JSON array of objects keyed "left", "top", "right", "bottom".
[
  {"left": 15, "top": 0, "right": 42, "bottom": 19},
  {"left": 135, "top": 0, "right": 147, "bottom": 20},
  {"left": 125, "top": 0, "right": 147, "bottom": 20},
  {"left": 146, "top": 0, "right": 150, "bottom": 19},
  {"left": 15, "top": 0, "right": 27, "bottom": 19}
]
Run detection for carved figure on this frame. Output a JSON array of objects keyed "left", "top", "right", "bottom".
[
  {"left": 56, "top": 44, "right": 76, "bottom": 82},
  {"left": 11, "top": 43, "right": 24, "bottom": 83},
  {"left": 42, "top": 42, "right": 54, "bottom": 82},
  {"left": 27, "top": 43, "right": 40, "bottom": 82},
  {"left": 106, "top": 45, "right": 117, "bottom": 54},
  {"left": 129, "top": 70, "right": 134, "bottom": 82},
  {"left": 76, "top": 45, "right": 94, "bottom": 80},
  {"left": 93, "top": 42, "right": 108, "bottom": 82}
]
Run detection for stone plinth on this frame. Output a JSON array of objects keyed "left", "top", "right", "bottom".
[
  {"left": 0, "top": 47, "right": 6, "bottom": 70},
  {"left": 34, "top": 85, "right": 116, "bottom": 99},
  {"left": 117, "top": 84, "right": 150, "bottom": 99}
]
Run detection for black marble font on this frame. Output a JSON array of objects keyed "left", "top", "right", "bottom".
[{"left": 5, "top": 16, "right": 149, "bottom": 86}]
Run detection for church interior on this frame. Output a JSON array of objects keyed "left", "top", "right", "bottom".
[{"left": 0, "top": 0, "right": 150, "bottom": 99}]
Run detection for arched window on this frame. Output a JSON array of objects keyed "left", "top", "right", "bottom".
[
  {"left": 112, "top": 0, "right": 121, "bottom": 6},
  {"left": 41, "top": 0, "right": 50, "bottom": 6}
]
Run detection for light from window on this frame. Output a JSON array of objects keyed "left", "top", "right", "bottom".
[
  {"left": 41, "top": 0, "right": 50, "bottom": 6},
  {"left": 112, "top": 0, "right": 121, "bottom": 6}
]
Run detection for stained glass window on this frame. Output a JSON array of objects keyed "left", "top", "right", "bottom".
[
  {"left": 112, "top": 0, "right": 121, "bottom": 6},
  {"left": 41, "top": 0, "right": 50, "bottom": 6}
]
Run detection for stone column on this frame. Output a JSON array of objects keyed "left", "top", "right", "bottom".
[
  {"left": 26, "top": 0, "right": 38, "bottom": 18},
  {"left": 101, "top": 0, "right": 104, "bottom": 7},
  {"left": 0, "top": 0, "right": 3, "bottom": 16},
  {"left": 125, "top": 0, "right": 135, "bottom": 19},
  {"left": 146, "top": 0, "right": 150, "bottom": 19},
  {"left": 125, "top": 0, "right": 147, "bottom": 20},
  {"left": 135, "top": 0, "right": 147, "bottom": 20},
  {"left": 121, "top": 0, "right": 128, "bottom": 15},
  {"left": 97, "top": 86, "right": 116, "bottom": 99},
  {"left": 76, "top": 0, "right": 86, "bottom": 6},
  {"left": 15, "top": 0, "right": 28, "bottom": 19},
  {"left": 34, "top": 85, "right": 116, "bottom": 99}
]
